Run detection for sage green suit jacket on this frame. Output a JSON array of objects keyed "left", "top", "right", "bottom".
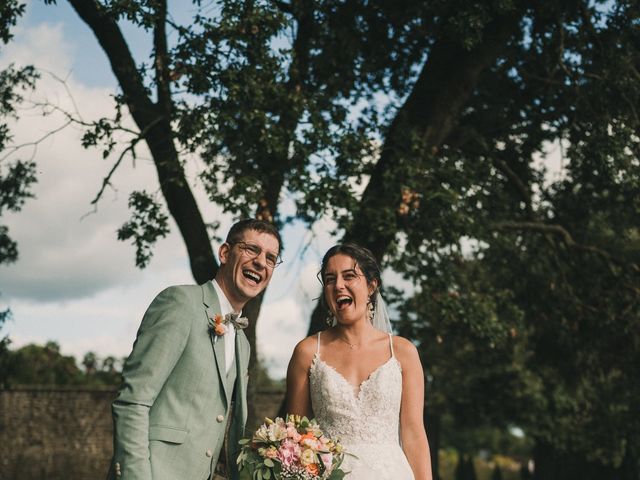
[{"left": 107, "top": 282, "right": 250, "bottom": 480}]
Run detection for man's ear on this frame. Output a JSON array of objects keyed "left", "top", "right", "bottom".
[{"left": 219, "top": 243, "right": 230, "bottom": 265}]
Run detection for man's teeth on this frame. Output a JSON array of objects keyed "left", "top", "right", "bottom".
[{"left": 243, "top": 270, "right": 261, "bottom": 282}]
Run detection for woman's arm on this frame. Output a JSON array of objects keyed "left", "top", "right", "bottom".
[
  {"left": 396, "top": 336, "right": 433, "bottom": 480},
  {"left": 285, "top": 337, "right": 315, "bottom": 418}
]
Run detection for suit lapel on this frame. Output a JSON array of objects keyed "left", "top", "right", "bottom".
[{"left": 202, "top": 281, "right": 231, "bottom": 405}]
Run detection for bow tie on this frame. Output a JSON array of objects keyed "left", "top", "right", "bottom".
[{"left": 224, "top": 312, "right": 249, "bottom": 330}]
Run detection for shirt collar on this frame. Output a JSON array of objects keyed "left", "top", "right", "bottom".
[{"left": 212, "top": 279, "right": 240, "bottom": 317}]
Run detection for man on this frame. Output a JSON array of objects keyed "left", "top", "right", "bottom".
[{"left": 108, "top": 219, "right": 282, "bottom": 480}]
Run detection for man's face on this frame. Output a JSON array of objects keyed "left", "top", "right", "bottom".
[{"left": 217, "top": 229, "right": 280, "bottom": 311}]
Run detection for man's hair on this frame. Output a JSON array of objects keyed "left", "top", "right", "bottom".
[{"left": 225, "top": 219, "right": 282, "bottom": 252}]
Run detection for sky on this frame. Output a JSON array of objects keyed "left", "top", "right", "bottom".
[{"left": 0, "top": 0, "right": 336, "bottom": 379}]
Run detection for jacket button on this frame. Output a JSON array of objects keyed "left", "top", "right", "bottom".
[
  {"left": 206, "top": 449, "right": 213, "bottom": 457},
  {"left": 216, "top": 414, "right": 224, "bottom": 423}
]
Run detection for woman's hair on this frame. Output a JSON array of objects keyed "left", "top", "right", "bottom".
[{"left": 319, "top": 243, "right": 382, "bottom": 307}]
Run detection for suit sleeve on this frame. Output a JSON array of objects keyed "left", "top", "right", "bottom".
[{"left": 111, "top": 286, "right": 193, "bottom": 480}]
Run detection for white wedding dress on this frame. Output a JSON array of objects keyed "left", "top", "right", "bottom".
[{"left": 309, "top": 332, "right": 415, "bottom": 479}]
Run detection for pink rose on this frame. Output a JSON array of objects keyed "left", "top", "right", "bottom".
[{"left": 277, "top": 439, "right": 301, "bottom": 468}]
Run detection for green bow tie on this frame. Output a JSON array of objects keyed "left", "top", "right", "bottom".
[{"left": 225, "top": 312, "right": 249, "bottom": 329}]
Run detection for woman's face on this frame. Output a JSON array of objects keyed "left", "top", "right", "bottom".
[{"left": 322, "top": 253, "right": 376, "bottom": 325}]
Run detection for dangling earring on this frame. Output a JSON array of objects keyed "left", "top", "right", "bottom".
[
  {"left": 367, "top": 298, "right": 375, "bottom": 322},
  {"left": 326, "top": 312, "right": 336, "bottom": 327}
]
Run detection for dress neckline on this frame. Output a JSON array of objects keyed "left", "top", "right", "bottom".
[
  {"left": 312, "top": 354, "right": 399, "bottom": 398},
  {"left": 313, "top": 331, "right": 399, "bottom": 397}
]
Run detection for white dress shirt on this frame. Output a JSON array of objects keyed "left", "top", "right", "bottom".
[{"left": 212, "top": 279, "right": 237, "bottom": 374}]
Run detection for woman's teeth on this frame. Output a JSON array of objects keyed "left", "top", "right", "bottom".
[{"left": 336, "top": 296, "right": 352, "bottom": 307}]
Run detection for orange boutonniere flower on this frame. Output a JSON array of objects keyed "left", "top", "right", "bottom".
[{"left": 208, "top": 312, "right": 227, "bottom": 337}]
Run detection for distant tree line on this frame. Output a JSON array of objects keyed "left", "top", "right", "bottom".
[{"left": 0, "top": 341, "right": 122, "bottom": 388}]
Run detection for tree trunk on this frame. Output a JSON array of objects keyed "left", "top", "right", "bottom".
[
  {"left": 242, "top": 290, "right": 266, "bottom": 427},
  {"left": 66, "top": 0, "right": 216, "bottom": 284},
  {"left": 307, "top": 8, "right": 523, "bottom": 335}
]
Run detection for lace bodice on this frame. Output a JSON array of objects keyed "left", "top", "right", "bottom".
[{"left": 309, "top": 333, "right": 403, "bottom": 445}]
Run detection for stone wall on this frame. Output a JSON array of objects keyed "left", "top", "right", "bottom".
[{"left": 0, "top": 386, "right": 285, "bottom": 480}]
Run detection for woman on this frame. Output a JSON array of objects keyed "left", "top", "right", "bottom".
[{"left": 286, "top": 243, "right": 433, "bottom": 480}]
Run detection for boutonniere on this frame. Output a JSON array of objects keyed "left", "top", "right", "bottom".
[
  {"left": 208, "top": 312, "right": 227, "bottom": 340},
  {"left": 206, "top": 308, "right": 249, "bottom": 342}
]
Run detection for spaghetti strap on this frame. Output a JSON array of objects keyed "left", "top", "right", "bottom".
[
  {"left": 316, "top": 332, "right": 322, "bottom": 355},
  {"left": 388, "top": 333, "right": 395, "bottom": 358}
]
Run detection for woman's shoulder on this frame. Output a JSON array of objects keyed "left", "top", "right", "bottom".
[
  {"left": 390, "top": 334, "right": 416, "bottom": 350},
  {"left": 391, "top": 335, "right": 420, "bottom": 364},
  {"left": 291, "top": 333, "right": 321, "bottom": 361}
]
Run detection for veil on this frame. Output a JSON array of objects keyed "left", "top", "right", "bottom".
[{"left": 371, "top": 291, "right": 393, "bottom": 333}]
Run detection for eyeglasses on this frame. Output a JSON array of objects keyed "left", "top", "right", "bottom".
[{"left": 229, "top": 241, "right": 283, "bottom": 269}]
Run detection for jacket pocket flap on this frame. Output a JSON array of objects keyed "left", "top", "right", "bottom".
[{"left": 149, "top": 425, "right": 188, "bottom": 444}]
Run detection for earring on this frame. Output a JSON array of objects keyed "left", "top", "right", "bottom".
[
  {"left": 367, "top": 299, "right": 375, "bottom": 322},
  {"left": 326, "top": 312, "right": 336, "bottom": 327}
]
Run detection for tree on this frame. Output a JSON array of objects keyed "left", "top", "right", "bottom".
[
  {"left": 4, "top": 341, "right": 85, "bottom": 386},
  {"left": 0, "top": 0, "right": 38, "bottom": 388},
  {"left": 2, "top": 342, "right": 122, "bottom": 387},
  {"left": 82, "top": 351, "right": 98, "bottom": 375},
  {"left": 389, "top": 2, "right": 640, "bottom": 478}
]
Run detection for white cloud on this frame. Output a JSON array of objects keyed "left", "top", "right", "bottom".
[
  {"left": 2, "top": 22, "right": 73, "bottom": 72},
  {"left": 0, "top": 19, "right": 221, "bottom": 303}
]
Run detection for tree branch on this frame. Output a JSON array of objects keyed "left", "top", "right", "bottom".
[
  {"left": 89, "top": 134, "right": 145, "bottom": 206},
  {"left": 272, "top": 0, "right": 293, "bottom": 14},
  {"left": 65, "top": 0, "right": 216, "bottom": 283},
  {"left": 492, "top": 221, "right": 639, "bottom": 271},
  {"left": 0, "top": 119, "right": 73, "bottom": 163},
  {"left": 492, "top": 157, "right": 534, "bottom": 217},
  {"left": 345, "top": 10, "right": 523, "bottom": 260},
  {"left": 153, "top": 0, "right": 172, "bottom": 116}
]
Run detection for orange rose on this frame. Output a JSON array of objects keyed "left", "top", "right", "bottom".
[
  {"left": 305, "top": 463, "right": 319, "bottom": 475},
  {"left": 299, "top": 433, "right": 316, "bottom": 442}
]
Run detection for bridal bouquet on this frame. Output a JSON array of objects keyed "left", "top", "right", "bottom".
[{"left": 237, "top": 415, "right": 346, "bottom": 480}]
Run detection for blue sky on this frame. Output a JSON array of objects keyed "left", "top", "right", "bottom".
[{"left": 0, "top": 0, "right": 336, "bottom": 378}]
